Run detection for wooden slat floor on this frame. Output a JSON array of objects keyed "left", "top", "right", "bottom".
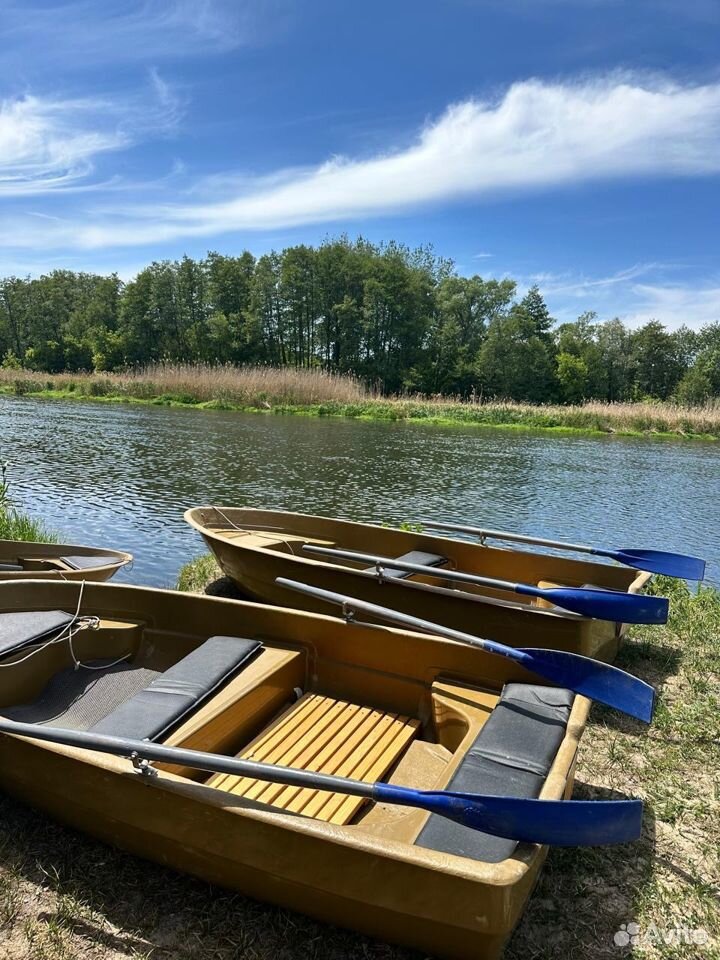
[{"left": 208, "top": 693, "right": 420, "bottom": 825}]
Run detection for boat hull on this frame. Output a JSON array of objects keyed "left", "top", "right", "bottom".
[
  {"left": 0, "top": 538, "right": 131, "bottom": 581},
  {"left": 0, "top": 580, "right": 589, "bottom": 960},
  {"left": 186, "top": 508, "right": 651, "bottom": 662}
]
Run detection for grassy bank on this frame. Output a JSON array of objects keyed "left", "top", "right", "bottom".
[
  {"left": 6, "top": 559, "right": 708, "bottom": 960},
  {"left": 1, "top": 364, "right": 719, "bottom": 439}
]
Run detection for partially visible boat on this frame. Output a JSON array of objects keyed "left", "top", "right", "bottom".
[
  {"left": 184, "top": 507, "right": 652, "bottom": 662},
  {"left": 0, "top": 579, "right": 609, "bottom": 959},
  {"left": 0, "top": 539, "right": 131, "bottom": 581}
]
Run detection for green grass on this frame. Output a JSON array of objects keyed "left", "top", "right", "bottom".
[
  {"left": 0, "top": 508, "right": 55, "bottom": 542},
  {"left": 0, "top": 568, "right": 717, "bottom": 958},
  {"left": 175, "top": 554, "right": 223, "bottom": 593}
]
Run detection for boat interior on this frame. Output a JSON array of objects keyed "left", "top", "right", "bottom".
[
  {"left": 191, "top": 506, "right": 645, "bottom": 611},
  {"left": 0, "top": 541, "right": 124, "bottom": 576},
  {"left": 0, "top": 554, "right": 120, "bottom": 574},
  {"left": 0, "top": 599, "right": 580, "bottom": 865}
]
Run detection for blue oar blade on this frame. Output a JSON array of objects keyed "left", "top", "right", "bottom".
[
  {"left": 535, "top": 585, "right": 669, "bottom": 625},
  {"left": 375, "top": 784, "right": 643, "bottom": 846},
  {"left": 517, "top": 647, "right": 655, "bottom": 723},
  {"left": 611, "top": 549, "right": 706, "bottom": 581}
]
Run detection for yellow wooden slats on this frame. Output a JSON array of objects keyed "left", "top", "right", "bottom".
[{"left": 208, "top": 694, "right": 419, "bottom": 825}]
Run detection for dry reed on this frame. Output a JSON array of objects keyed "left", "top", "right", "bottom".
[{"left": 1, "top": 364, "right": 719, "bottom": 437}]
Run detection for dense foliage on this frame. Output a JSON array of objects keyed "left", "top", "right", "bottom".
[{"left": 1, "top": 237, "right": 718, "bottom": 403}]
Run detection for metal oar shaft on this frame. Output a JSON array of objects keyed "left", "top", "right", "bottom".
[
  {"left": 0, "top": 718, "right": 376, "bottom": 797},
  {"left": 276, "top": 578, "right": 521, "bottom": 661},
  {"left": 421, "top": 520, "right": 596, "bottom": 554},
  {"left": 302, "top": 544, "right": 523, "bottom": 593}
]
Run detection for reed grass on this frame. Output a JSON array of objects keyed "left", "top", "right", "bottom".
[
  {"left": 0, "top": 363, "right": 371, "bottom": 407},
  {"left": 1, "top": 364, "right": 718, "bottom": 438}
]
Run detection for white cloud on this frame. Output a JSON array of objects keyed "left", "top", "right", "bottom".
[
  {"left": 512, "top": 264, "right": 720, "bottom": 330},
  {"left": 0, "top": 95, "right": 127, "bottom": 195},
  {"left": 626, "top": 283, "right": 720, "bottom": 329},
  {"left": 3, "top": 73, "right": 720, "bottom": 248},
  {"left": 0, "top": 75, "right": 181, "bottom": 196}
]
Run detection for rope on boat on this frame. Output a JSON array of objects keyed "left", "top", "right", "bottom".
[
  {"left": 0, "top": 580, "right": 128, "bottom": 672},
  {"left": 211, "top": 506, "right": 301, "bottom": 555}
]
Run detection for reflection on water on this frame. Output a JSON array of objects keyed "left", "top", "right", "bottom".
[{"left": 2, "top": 396, "right": 718, "bottom": 587}]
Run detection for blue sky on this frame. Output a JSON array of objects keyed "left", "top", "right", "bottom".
[{"left": 1, "top": 0, "right": 719, "bottom": 328}]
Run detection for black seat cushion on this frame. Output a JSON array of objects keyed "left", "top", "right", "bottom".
[
  {"left": 374, "top": 550, "right": 447, "bottom": 580},
  {"left": 60, "top": 555, "right": 119, "bottom": 570},
  {"left": 0, "top": 610, "right": 75, "bottom": 659},
  {"left": 416, "top": 684, "right": 575, "bottom": 863},
  {"left": 90, "top": 635, "right": 262, "bottom": 742}
]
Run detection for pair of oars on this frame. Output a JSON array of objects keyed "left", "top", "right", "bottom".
[
  {"left": 300, "top": 544, "right": 670, "bottom": 625},
  {"left": 421, "top": 520, "right": 707, "bottom": 581},
  {"left": 0, "top": 581, "right": 652, "bottom": 850}
]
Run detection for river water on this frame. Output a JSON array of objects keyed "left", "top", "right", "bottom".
[{"left": 1, "top": 396, "right": 718, "bottom": 587}]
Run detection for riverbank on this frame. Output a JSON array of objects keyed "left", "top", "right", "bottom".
[
  {"left": 0, "top": 563, "right": 717, "bottom": 958},
  {"left": 0, "top": 510, "right": 53, "bottom": 540},
  {"left": 1, "top": 366, "right": 718, "bottom": 439}
]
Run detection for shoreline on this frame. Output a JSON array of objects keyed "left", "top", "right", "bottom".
[{"left": 2, "top": 385, "right": 718, "bottom": 442}]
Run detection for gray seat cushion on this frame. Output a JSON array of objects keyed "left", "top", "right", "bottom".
[
  {"left": 60, "top": 554, "right": 119, "bottom": 570},
  {"left": 90, "top": 635, "right": 262, "bottom": 742},
  {"left": 373, "top": 550, "right": 447, "bottom": 580},
  {"left": 416, "top": 684, "right": 575, "bottom": 863},
  {"left": 0, "top": 610, "right": 74, "bottom": 659}
]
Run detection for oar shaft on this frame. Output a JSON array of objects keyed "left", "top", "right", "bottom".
[
  {"left": 302, "top": 544, "right": 523, "bottom": 594},
  {"left": 0, "top": 718, "right": 376, "bottom": 797},
  {"left": 276, "top": 578, "right": 521, "bottom": 662},
  {"left": 421, "top": 520, "right": 595, "bottom": 554}
]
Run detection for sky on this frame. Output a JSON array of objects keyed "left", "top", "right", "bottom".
[{"left": 1, "top": 0, "right": 719, "bottom": 328}]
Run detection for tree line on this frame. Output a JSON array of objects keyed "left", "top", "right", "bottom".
[{"left": 0, "top": 237, "right": 718, "bottom": 404}]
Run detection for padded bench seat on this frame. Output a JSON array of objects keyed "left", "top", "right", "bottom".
[
  {"left": 90, "top": 635, "right": 262, "bottom": 742},
  {"left": 59, "top": 554, "right": 120, "bottom": 570},
  {"left": 370, "top": 550, "right": 447, "bottom": 580},
  {"left": 0, "top": 610, "right": 75, "bottom": 659},
  {"left": 416, "top": 683, "right": 575, "bottom": 863}
]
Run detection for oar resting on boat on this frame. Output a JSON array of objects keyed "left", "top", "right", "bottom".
[
  {"left": 302, "top": 544, "right": 670, "bottom": 625},
  {"left": 0, "top": 718, "right": 643, "bottom": 847},
  {"left": 420, "top": 520, "right": 706, "bottom": 581},
  {"left": 277, "top": 578, "right": 656, "bottom": 723}
]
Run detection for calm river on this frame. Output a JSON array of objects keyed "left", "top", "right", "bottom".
[{"left": 1, "top": 396, "right": 718, "bottom": 587}]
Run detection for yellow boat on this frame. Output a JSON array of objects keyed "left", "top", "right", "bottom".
[
  {"left": 185, "top": 507, "right": 652, "bottom": 662},
  {"left": 0, "top": 578, "right": 605, "bottom": 959},
  {"left": 0, "top": 538, "right": 131, "bottom": 581}
]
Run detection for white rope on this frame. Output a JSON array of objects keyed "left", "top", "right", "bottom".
[
  {"left": 0, "top": 580, "right": 129, "bottom": 671},
  {"left": 211, "top": 506, "right": 301, "bottom": 556}
]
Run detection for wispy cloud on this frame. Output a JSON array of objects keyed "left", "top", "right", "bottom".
[
  {"left": 626, "top": 282, "right": 720, "bottom": 329},
  {"left": 3, "top": 73, "right": 720, "bottom": 248},
  {"left": 0, "top": 1, "right": 288, "bottom": 67},
  {"left": 0, "top": 73, "right": 182, "bottom": 196},
  {"left": 0, "top": 95, "right": 128, "bottom": 195},
  {"left": 515, "top": 264, "right": 720, "bottom": 330}
]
